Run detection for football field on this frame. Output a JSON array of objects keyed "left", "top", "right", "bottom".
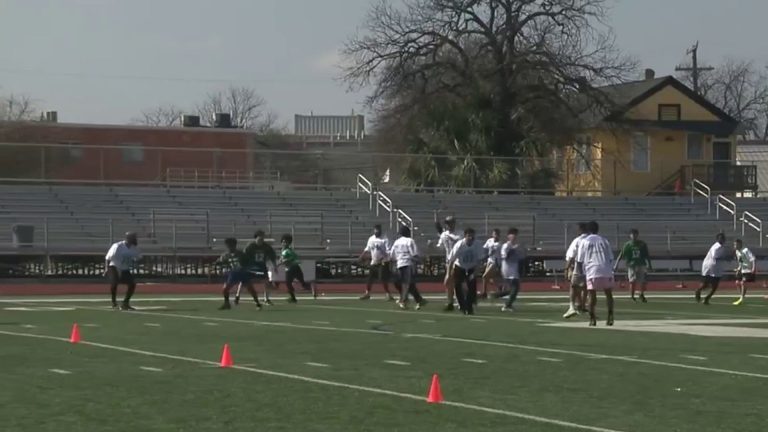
[{"left": 1, "top": 293, "right": 767, "bottom": 432}]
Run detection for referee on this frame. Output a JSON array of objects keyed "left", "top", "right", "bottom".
[{"left": 105, "top": 232, "right": 142, "bottom": 310}]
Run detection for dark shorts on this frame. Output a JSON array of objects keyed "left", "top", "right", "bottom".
[
  {"left": 396, "top": 266, "right": 415, "bottom": 286},
  {"left": 368, "top": 263, "right": 391, "bottom": 283},
  {"left": 285, "top": 265, "right": 306, "bottom": 285},
  {"left": 245, "top": 268, "right": 268, "bottom": 282},
  {"left": 737, "top": 272, "right": 756, "bottom": 283},
  {"left": 702, "top": 275, "right": 721, "bottom": 288},
  {"left": 226, "top": 269, "right": 253, "bottom": 286},
  {"left": 108, "top": 267, "right": 134, "bottom": 286}
]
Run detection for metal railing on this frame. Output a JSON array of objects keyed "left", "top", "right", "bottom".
[
  {"left": 691, "top": 179, "right": 712, "bottom": 214},
  {"left": 165, "top": 168, "right": 281, "bottom": 187},
  {"left": 742, "top": 211, "right": 764, "bottom": 247},
  {"left": 356, "top": 173, "right": 373, "bottom": 210},
  {"left": 395, "top": 209, "right": 414, "bottom": 231},
  {"left": 715, "top": 195, "right": 737, "bottom": 230},
  {"left": 376, "top": 191, "right": 393, "bottom": 217}
]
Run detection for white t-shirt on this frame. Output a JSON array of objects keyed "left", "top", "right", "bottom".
[
  {"left": 702, "top": 242, "right": 728, "bottom": 277},
  {"left": 364, "top": 235, "right": 391, "bottom": 265},
  {"left": 576, "top": 234, "right": 614, "bottom": 280},
  {"left": 566, "top": 234, "right": 588, "bottom": 261},
  {"left": 737, "top": 247, "right": 755, "bottom": 274},
  {"left": 448, "top": 239, "right": 485, "bottom": 270},
  {"left": 501, "top": 242, "right": 526, "bottom": 279},
  {"left": 390, "top": 237, "right": 419, "bottom": 269},
  {"left": 483, "top": 238, "right": 502, "bottom": 264},
  {"left": 105, "top": 241, "right": 141, "bottom": 271},
  {"left": 437, "top": 230, "right": 461, "bottom": 262}
]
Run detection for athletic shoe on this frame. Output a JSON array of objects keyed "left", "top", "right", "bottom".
[
  {"left": 111, "top": 303, "right": 119, "bottom": 310},
  {"left": 443, "top": 303, "right": 455, "bottom": 312},
  {"left": 640, "top": 295, "right": 648, "bottom": 303},
  {"left": 501, "top": 305, "right": 515, "bottom": 313},
  {"left": 606, "top": 314, "right": 614, "bottom": 326},
  {"left": 218, "top": 303, "right": 232, "bottom": 310},
  {"left": 264, "top": 299, "right": 274, "bottom": 306},
  {"left": 563, "top": 307, "right": 578, "bottom": 319},
  {"left": 415, "top": 300, "right": 428, "bottom": 311},
  {"left": 733, "top": 298, "right": 744, "bottom": 306},
  {"left": 703, "top": 298, "right": 711, "bottom": 306},
  {"left": 695, "top": 290, "right": 702, "bottom": 303},
  {"left": 631, "top": 296, "right": 637, "bottom": 302},
  {"left": 385, "top": 294, "right": 396, "bottom": 302},
  {"left": 234, "top": 296, "right": 240, "bottom": 306},
  {"left": 589, "top": 316, "right": 597, "bottom": 326},
  {"left": 397, "top": 301, "right": 407, "bottom": 310},
  {"left": 120, "top": 304, "right": 136, "bottom": 311},
  {"left": 359, "top": 293, "right": 371, "bottom": 301}
]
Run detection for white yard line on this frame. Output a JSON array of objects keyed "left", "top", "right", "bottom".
[
  {"left": 202, "top": 322, "right": 219, "bottom": 326},
  {"left": 383, "top": 360, "right": 411, "bottom": 366},
  {"left": 48, "top": 369, "right": 71, "bottom": 374},
  {"left": 143, "top": 323, "right": 161, "bottom": 327},
  {"left": 139, "top": 366, "right": 163, "bottom": 372},
  {"left": 538, "top": 357, "right": 563, "bottom": 362},
  {"left": 312, "top": 321, "right": 331, "bottom": 325},
  {"left": 419, "top": 319, "right": 436, "bottom": 323},
  {"left": 305, "top": 362, "right": 330, "bottom": 368},
  {"left": 461, "top": 358, "right": 487, "bottom": 364},
  {"left": 749, "top": 354, "right": 768, "bottom": 359},
  {"left": 303, "top": 304, "right": 552, "bottom": 323},
  {"left": 366, "top": 320, "right": 383, "bottom": 324},
  {"left": 20, "top": 324, "right": 36, "bottom": 328},
  {"left": 680, "top": 355, "right": 708, "bottom": 361},
  {"left": 0, "top": 329, "right": 626, "bottom": 432},
  {"left": 81, "top": 324, "right": 100, "bottom": 327}
]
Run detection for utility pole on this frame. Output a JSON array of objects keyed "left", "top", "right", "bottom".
[{"left": 675, "top": 41, "right": 714, "bottom": 95}]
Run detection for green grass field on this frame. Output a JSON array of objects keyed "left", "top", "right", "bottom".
[{"left": 2, "top": 293, "right": 768, "bottom": 432}]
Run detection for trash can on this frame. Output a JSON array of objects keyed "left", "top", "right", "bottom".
[{"left": 12, "top": 224, "right": 34, "bottom": 248}]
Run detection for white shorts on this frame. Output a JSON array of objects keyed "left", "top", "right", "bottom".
[{"left": 587, "top": 277, "right": 614, "bottom": 291}]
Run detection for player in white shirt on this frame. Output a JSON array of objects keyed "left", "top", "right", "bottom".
[
  {"left": 575, "top": 221, "right": 615, "bottom": 326},
  {"left": 500, "top": 228, "right": 527, "bottom": 312},
  {"left": 389, "top": 225, "right": 427, "bottom": 310},
  {"left": 358, "top": 224, "right": 395, "bottom": 301},
  {"left": 446, "top": 228, "right": 486, "bottom": 315},
  {"left": 733, "top": 239, "right": 756, "bottom": 306},
  {"left": 105, "top": 232, "right": 142, "bottom": 310},
  {"left": 436, "top": 216, "right": 462, "bottom": 311},
  {"left": 563, "top": 223, "right": 589, "bottom": 319},
  {"left": 696, "top": 233, "right": 732, "bottom": 305},
  {"left": 480, "top": 229, "right": 502, "bottom": 299}
]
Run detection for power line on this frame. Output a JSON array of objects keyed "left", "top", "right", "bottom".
[{"left": 675, "top": 41, "right": 714, "bottom": 95}]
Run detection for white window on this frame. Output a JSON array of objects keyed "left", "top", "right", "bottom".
[
  {"left": 631, "top": 132, "right": 650, "bottom": 172},
  {"left": 121, "top": 143, "right": 144, "bottom": 163},
  {"left": 687, "top": 133, "right": 704, "bottom": 161},
  {"left": 574, "top": 135, "right": 592, "bottom": 174}
]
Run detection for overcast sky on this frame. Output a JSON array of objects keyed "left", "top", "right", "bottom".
[{"left": 1, "top": 0, "right": 767, "bottom": 127}]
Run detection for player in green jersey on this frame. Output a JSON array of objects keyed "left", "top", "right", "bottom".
[
  {"left": 214, "top": 238, "right": 261, "bottom": 310},
  {"left": 236, "top": 230, "right": 278, "bottom": 306},
  {"left": 614, "top": 229, "right": 652, "bottom": 302},
  {"left": 278, "top": 234, "right": 313, "bottom": 303}
]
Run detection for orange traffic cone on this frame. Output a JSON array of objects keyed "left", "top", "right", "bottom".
[
  {"left": 69, "top": 323, "right": 81, "bottom": 344},
  {"left": 426, "top": 374, "right": 444, "bottom": 404},
  {"left": 220, "top": 344, "right": 233, "bottom": 368}
]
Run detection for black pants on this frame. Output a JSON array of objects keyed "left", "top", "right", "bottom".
[
  {"left": 367, "top": 263, "right": 391, "bottom": 284},
  {"left": 395, "top": 266, "right": 423, "bottom": 303},
  {"left": 107, "top": 267, "right": 136, "bottom": 306},
  {"left": 453, "top": 267, "right": 477, "bottom": 313},
  {"left": 286, "top": 265, "right": 309, "bottom": 299}
]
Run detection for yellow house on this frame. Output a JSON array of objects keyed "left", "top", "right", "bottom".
[{"left": 559, "top": 71, "right": 754, "bottom": 196}]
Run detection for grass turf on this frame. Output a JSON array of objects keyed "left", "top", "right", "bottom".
[{"left": 1, "top": 294, "right": 768, "bottom": 432}]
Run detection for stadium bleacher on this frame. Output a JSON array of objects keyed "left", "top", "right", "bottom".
[{"left": 0, "top": 181, "right": 759, "bottom": 256}]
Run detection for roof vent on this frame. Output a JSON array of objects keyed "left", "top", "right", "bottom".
[
  {"left": 181, "top": 115, "right": 201, "bottom": 128},
  {"left": 213, "top": 113, "right": 232, "bottom": 128},
  {"left": 645, "top": 68, "right": 656, "bottom": 81}
]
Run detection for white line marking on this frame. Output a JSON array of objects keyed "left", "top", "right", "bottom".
[
  {"left": 81, "top": 323, "right": 100, "bottom": 327},
  {"left": 419, "top": 319, "right": 436, "bottom": 323},
  {"left": 470, "top": 319, "right": 487, "bottom": 323},
  {"left": 139, "top": 366, "right": 163, "bottom": 372},
  {"left": 461, "top": 358, "right": 487, "bottom": 364},
  {"left": 55, "top": 303, "right": 768, "bottom": 380},
  {"left": 48, "top": 369, "right": 71, "bottom": 374},
  {"left": 366, "top": 320, "right": 383, "bottom": 324},
  {"left": 143, "top": 323, "right": 161, "bottom": 327},
  {"left": 202, "top": 322, "right": 219, "bottom": 326},
  {"left": 0, "top": 330, "right": 625, "bottom": 432},
  {"left": 384, "top": 360, "right": 411, "bottom": 366},
  {"left": 538, "top": 357, "right": 563, "bottom": 362},
  {"left": 305, "top": 304, "right": 551, "bottom": 323},
  {"left": 20, "top": 324, "right": 36, "bottom": 328},
  {"left": 405, "top": 334, "right": 768, "bottom": 379},
  {"left": 681, "top": 355, "right": 708, "bottom": 361},
  {"left": 750, "top": 354, "right": 768, "bottom": 359},
  {"left": 305, "top": 362, "right": 330, "bottom": 368},
  {"left": 312, "top": 321, "right": 331, "bottom": 325}
]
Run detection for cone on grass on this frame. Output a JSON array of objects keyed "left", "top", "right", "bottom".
[
  {"left": 69, "top": 323, "right": 81, "bottom": 344},
  {"left": 220, "top": 344, "right": 233, "bottom": 368},
  {"left": 426, "top": 374, "right": 443, "bottom": 404}
]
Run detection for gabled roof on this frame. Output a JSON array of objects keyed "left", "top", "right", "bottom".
[{"left": 580, "top": 76, "right": 739, "bottom": 132}]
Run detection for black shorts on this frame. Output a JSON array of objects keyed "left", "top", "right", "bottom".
[
  {"left": 737, "top": 272, "right": 756, "bottom": 283},
  {"left": 285, "top": 265, "right": 306, "bottom": 285},
  {"left": 396, "top": 266, "right": 415, "bottom": 286},
  {"left": 108, "top": 267, "right": 134, "bottom": 285},
  {"left": 367, "top": 263, "right": 391, "bottom": 283},
  {"left": 247, "top": 269, "right": 268, "bottom": 282},
  {"left": 702, "top": 275, "right": 721, "bottom": 288}
]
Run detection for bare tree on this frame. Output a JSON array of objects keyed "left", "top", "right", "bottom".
[
  {"left": 196, "top": 86, "right": 280, "bottom": 132},
  {"left": 0, "top": 94, "right": 37, "bottom": 121},
  {"left": 132, "top": 104, "right": 184, "bottom": 127},
  {"left": 342, "top": 0, "right": 635, "bottom": 188}
]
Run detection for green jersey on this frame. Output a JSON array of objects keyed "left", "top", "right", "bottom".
[
  {"left": 282, "top": 247, "right": 300, "bottom": 267},
  {"left": 243, "top": 241, "right": 277, "bottom": 273},
  {"left": 621, "top": 240, "right": 649, "bottom": 268},
  {"left": 216, "top": 250, "right": 246, "bottom": 270}
]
